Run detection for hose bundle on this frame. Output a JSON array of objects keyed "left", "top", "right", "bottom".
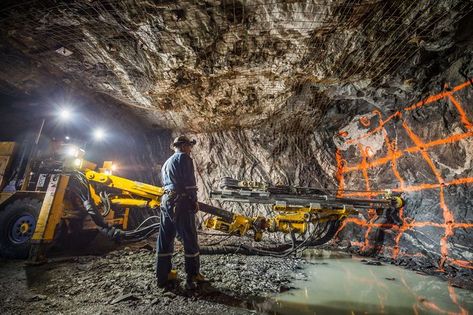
[
  {"left": 201, "top": 219, "right": 339, "bottom": 257},
  {"left": 70, "top": 172, "right": 160, "bottom": 242}
]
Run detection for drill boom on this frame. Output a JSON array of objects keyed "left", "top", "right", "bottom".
[{"left": 210, "top": 189, "right": 402, "bottom": 211}]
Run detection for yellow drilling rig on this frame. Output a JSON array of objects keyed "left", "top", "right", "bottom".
[{"left": 0, "top": 141, "right": 403, "bottom": 261}]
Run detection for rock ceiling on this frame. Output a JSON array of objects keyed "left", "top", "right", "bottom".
[
  {"left": 1, "top": 0, "right": 473, "bottom": 281},
  {"left": 0, "top": 0, "right": 472, "bottom": 131}
]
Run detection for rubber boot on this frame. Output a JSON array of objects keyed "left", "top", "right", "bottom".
[
  {"left": 185, "top": 273, "right": 211, "bottom": 290},
  {"left": 157, "top": 269, "right": 178, "bottom": 289}
]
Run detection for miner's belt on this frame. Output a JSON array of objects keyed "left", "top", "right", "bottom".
[{"left": 165, "top": 190, "right": 188, "bottom": 196}]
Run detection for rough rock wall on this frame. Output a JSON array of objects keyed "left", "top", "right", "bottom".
[
  {"left": 191, "top": 72, "right": 473, "bottom": 279},
  {"left": 1, "top": 0, "right": 473, "bottom": 130},
  {"left": 94, "top": 128, "right": 172, "bottom": 185},
  {"left": 0, "top": 0, "right": 472, "bottom": 280},
  {"left": 333, "top": 79, "right": 473, "bottom": 276}
]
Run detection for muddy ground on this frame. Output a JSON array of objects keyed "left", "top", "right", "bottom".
[{"left": 0, "top": 236, "right": 308, "bottom": 314}]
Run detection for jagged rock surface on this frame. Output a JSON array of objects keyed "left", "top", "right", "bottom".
[{"left": 0, "top": 0, "right": 472, "bottom": 281}]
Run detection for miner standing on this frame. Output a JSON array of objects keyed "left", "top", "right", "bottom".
[{"left": 156, "top": 135, "right": 209, "bottom": 290}]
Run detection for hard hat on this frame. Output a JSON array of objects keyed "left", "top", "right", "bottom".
[{"left": 172, "top": 135, "right": 197, "bottom": 147}]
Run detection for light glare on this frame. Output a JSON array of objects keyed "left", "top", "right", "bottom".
[
  {"left": 66, "top": 145, "right": 79, "bottom": 157},
  {"left": 73, "top": 158, "right": 82, "bottom": 168},
  {"left": 59, "top": 108, "right": 71, "bottom": 121},
  {"left": 93, "top": 128, "right": 105, "bottom": 141}
]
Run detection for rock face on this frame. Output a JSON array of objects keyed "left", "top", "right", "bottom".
[
  {"left": 333, "top": 79, "right": 473, "bottom": 275},
  {"left": 191, "top": 76, "right": 473, "bottom": 279},
  {"left": 2, "top": 0, "right": 472, "bottom": 130},
  {"left": 0, "top": 0, "right": 472, "bottom": 278}
]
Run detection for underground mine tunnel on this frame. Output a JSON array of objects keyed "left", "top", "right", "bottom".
[{"left": 0, "top": 0, "right": 473, "bottom": 314}]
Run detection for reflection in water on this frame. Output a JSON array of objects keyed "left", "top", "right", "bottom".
[{"left": 259, "top": 250, "right": 473, "bottom": 315}]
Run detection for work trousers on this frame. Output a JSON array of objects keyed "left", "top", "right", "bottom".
[{"left": 156, "top": 193, "right": 200, "bottom": 284}]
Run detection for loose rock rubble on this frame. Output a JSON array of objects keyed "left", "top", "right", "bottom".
[{"left": 0, "top": 241, "right": 308, "bottom": 314}]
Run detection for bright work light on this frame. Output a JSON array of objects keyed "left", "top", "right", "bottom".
[
  {"left": 66, "top": 145, "right": 79, "bottom": 157},
  {"left": 58, "top": 108, "right": 72, "bottom": 121},
  {"left": 93, "top": 128, "right": 105, "bottom": 141}
]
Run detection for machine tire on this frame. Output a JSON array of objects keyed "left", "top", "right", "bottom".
[{"left": 0, "top": 198, "right": 41, "bottom": 259}]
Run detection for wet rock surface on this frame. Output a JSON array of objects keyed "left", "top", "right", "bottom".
[{"left": 0, "top": 240, "right": 307, "bottom": 314}]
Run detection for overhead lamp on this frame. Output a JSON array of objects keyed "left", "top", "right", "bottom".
[
  {"left": 58, "top": 108, "right": 72, "bottom": 121},
  {"left": 93, "top": 128, "right": 106, "bottom": 141}
]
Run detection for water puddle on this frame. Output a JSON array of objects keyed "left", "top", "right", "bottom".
[{"left": 257, "top": 250, "right": 473, "bottom": 314}]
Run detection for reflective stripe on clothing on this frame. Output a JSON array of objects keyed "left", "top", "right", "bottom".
[
  {"left": 184, "top": 252, "right": 200, "bottom": 258},
  {"left": 157, "top": 252, "right": 173, "bottom": 257},
  {"left": 156, "top": 193, "right": 201, "bottom": 280}
]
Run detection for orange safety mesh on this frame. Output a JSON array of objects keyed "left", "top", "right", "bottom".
[{"left": 335, "top": 80, "right": 473, "bottom": 271}]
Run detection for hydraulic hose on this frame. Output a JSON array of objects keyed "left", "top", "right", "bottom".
[
  {"left": 82, "top": 199, "right": 108, "bottom": 228},
  {"left": 198, "top": 202, "right": 235, "bottom": 222},
  {"left": 200, "top": 244, "right": 293, "bottom": 257},
  {"left": 71, "top": 172, "right": 161, "bottom": 242}
]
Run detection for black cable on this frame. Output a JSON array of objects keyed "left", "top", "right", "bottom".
[
  {"left": 201, "top": 234, "right": 233, "bottom": 246},
  {"left": 200, "top": 219, "right": 336, "bottom": 257}
]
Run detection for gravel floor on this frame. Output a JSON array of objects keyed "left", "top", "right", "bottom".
[{"left": 0, "top": 239, "right": 308, "bottom": 314}]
